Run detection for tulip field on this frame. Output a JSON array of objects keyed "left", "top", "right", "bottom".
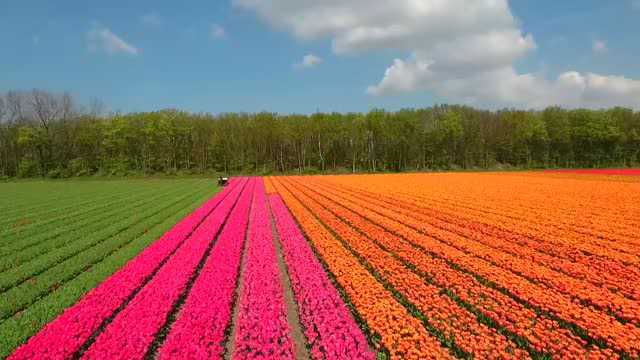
[
  {"left": 2, "top": 172, "right": 640, "bottom": 359},
  {"left": 0, "top": 179, "right": 219, "bottom": 358}
]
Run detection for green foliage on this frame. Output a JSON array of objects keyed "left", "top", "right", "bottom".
[
  {"left": 2, "top": 106, "right": 640, "bottom": 178},
  {"left": 17, "top": 158, "right": 39, "bottom": 178},
  {"left": 16, "top": 127, "right": 45, "bottom": 148},
  {"left": 69, "top": 158, "right": 91, "bottom": 176},
  {"left": 46, "top": 167, "right": 68, "bottom": 179}
]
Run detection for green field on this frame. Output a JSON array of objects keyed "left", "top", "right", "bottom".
[{"left": 0, "top": 179, "right": 218, "bottom": 357}]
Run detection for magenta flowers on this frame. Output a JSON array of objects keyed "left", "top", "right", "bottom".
[
  {"left": 8, "top": 178, "right": 245, "bottom": 360},
  {"left": 8, "top": 178, "right": 375, "bottom": 360},
  {"left": 232, "top": 181, "right": 295, "bottom": 359},
  {"left": 269, "top": 194, "right": 374, "bottom": 360},
  {"left": 82, "top": 179, "right": 250, "bottom": 359},
  {"left": 157, "top": 178, "right": 255, "bottom": 359}
]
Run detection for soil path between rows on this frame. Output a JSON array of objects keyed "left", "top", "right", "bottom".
[{"left": 269, "top": 204, "right": 311, "bottom": 360}]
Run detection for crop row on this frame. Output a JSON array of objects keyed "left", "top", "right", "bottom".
[
  {"left": 0, "top": 181, "right": 201, "bottom": 253},
  {"left": 0, "top": 184, "right": 212, "bottom": 324},
  {"left": 156, "top": 178, "right": 255, "bottom": 359},
  {"left": 278, "top": 178, "right": 532, "bottom": 358},
  {"left": 310, "top": 178, "right": 640, "bottom": 330},
  {"left": 0, "top": 180, "right": 173, "bottom": 233},
  {"left": 7, "top": 178, "right": 243, "bottom": 359},
  {"left": 312, "top": 180, "right": 640, "bottom": 314},
  {"left": 0, "top": 181, "right": 203, "bottom": 286},
  {"left": 80, "top": 179, "right": 249, "bottom": 359},
  {"left": 315, "top": 178, "right": 640, "bottom": 355},
  {"left": 0, "top": 186, "right": 215, "bottom": 358},
  {"left": 328, "top": 173, "right": 640, "bottom": 250},
  {"left": 352, "top": 186, "right": 640, "bottom": 299},
  {"left": 268, "top": 194, "right": 373, "bottom": 359},
  {"left": 0, "top": 180, "right": 131, "bottom": 219},
  {"left": 270, "top": 178, "right": 452, "bottom": 359},
  {"left": 405, "top": 189, "right": 640, "bottom": 261},
  {"left": 232, "top": 180, "right": 295, "bottom": 359},
  {"left": 367, "top": 175, "right": 640, "bottom": 256},
  {"left": 280, "top": 177, "right": 614, "bottom": 358},
  {"left": 218, "top": 181, "right": 376, "bottom": 360},
  {"left": 157, "top": 179, "right": 374, "bottom": 360},
  {"left": 278, "top": 175, "right": 640, "bottom": 357},
  {"left": 8, "top": 177, "right": 380, "bottom": 360}
]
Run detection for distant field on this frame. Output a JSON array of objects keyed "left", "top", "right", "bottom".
[
  {"left": 545, "top": 168, "right": 640, "bottom": 176},
  {"left": 0, "top": 179, "right": 218, "bottom": 357}
]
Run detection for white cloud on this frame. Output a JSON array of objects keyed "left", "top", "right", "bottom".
[
  {"left": 593, "top": 40, "right": 607, "bottom": 54},
  {"left": 235, "top": 0, "right": 640, "bottom": 109},
  {"left": 141, "top": 12, "right": 163, "bottom": 27},
  {"left": 87, "top": 24, "right": 138, "bottom": 55},
  {"left": 210, "top": 23, "right": 226, "bottom": 39},
  {"left": 368, "top": 62, "right": 640, "bottom": 109},
  {"left": 293, "top": 54, "right": 322, "bottom": 69}
]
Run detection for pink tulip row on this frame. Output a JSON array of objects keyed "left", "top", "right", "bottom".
[
  {"left": 156, "top": 178, "right": 256, "bottom": 359},
  {"left": 268, "top": 194, "right": 374, "bottom": 360},
  {"left": 8, "top": 178, "right": 245, "bottom": 360},
  {"left": 233, "top": 181, "right": 295, "bottom": 359},
  {"left": 82, "top": 179, "right": 252, "bottom": 359}
]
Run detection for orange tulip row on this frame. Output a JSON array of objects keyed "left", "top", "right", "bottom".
[
  {"left": 415, "top": 182, "right": 640, "bottom": 238},
  {"left": 263, "top": 176, "right": 276, "bottom": 194},
  {"left": 396, "top": 189, "right": 640, "bottom": 262},
  {"left": 400, "top": 191, "right": 640, "bottom": 272},
  {"left": 322, "top": 182, "right": 640, "bottom": 301},
  {"left": 292, "top": 176, "right": 640, "bottom": 357},
  {"left": 282, "top": 177, "right": 614, "bottom": 358},
  {"left": 325, "top": 173, "right": 640, "bottom": 253},
  {"left": 354, "top": 174, "right": 640, "bottom": 257},
  {"left": 454, "top": 172, "right": 640, "bottom": 236},
  {"left": 315, "top": 181, "right": 640, "bottom": 312},
  {"left": 269, "top": 178, "right": 452, "bottom": 360},
  {"left": 277, "top": 177, "right": 529, "bottom": 359}
]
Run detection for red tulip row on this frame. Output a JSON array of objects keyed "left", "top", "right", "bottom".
[
  {"left": 8, "top": 178, "right": 246, "bottom": 360},
  {"left": 268, "top": 194, "right": 374, "bottom": 360},
  {"left": 232, "top": 181, "right": 295, "bottom": 359},
  {"left": 81, "top": 178, "right": 253, "bottom": 359},
  {"left": 156, "top": 178, "right": 256, "bottom": 359}
]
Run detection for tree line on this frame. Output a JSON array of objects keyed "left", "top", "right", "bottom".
[{"left": 1, "top": 89, "right": 639, "bottom": 178}]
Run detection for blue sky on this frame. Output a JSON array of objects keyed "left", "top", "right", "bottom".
[{"left": 2, "top": 0, "right": 639, "bottom": 113}]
